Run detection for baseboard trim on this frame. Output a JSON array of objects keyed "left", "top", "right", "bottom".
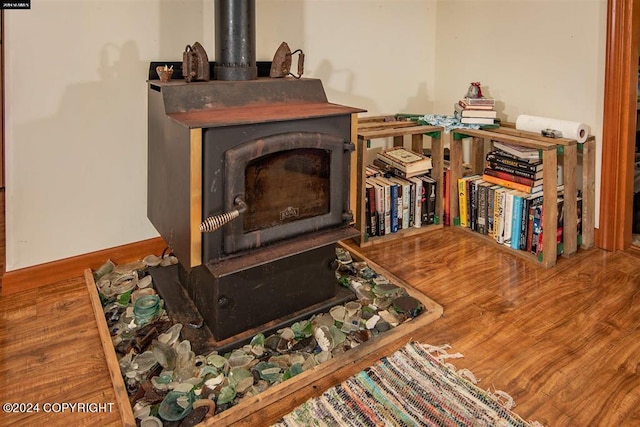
[{"left": 1, "top": 237, "right": 167, "bottom": 296}]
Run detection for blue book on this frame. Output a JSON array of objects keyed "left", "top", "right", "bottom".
[
  {"left": 510, "top": 193, "right": 524, "bottom": 249},
  {"left": 388, "top": 181, "right": 399, "bottom": 233}
]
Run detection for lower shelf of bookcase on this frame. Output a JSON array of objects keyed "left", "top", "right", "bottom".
[
  {"left": 355, "top": 223, "right": 443, "bottom": 247},
  {"left": 451, "top": 226, "right": 557, "bottom": 267}
]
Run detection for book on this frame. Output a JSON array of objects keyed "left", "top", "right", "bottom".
[
  {"left": 531, "top": 204, "right": 543, "bottom": 254},
  {"left": 492, "top": 141, "right": 541, "bottom": 160},
  {"left": 460, "top": 97, "right": 495, "bottom": 107},
  {"left": 510, "top": 192, "right": 525, "bottom": 249},
  {"left": 481, "top": 173, "right": 543, "bottom": 194},
  {"left": 369, "top": 177, "right": 390, "bottom": 235},
  {"left": 476, "top": 181, "right": 492, "bottom": 235},
  {"left": 372, "top": 158, "right": 426, "bottom": 179},
  {"left": 519, "top": 193, "right": 539, "bottom": 251},
  {"left": 368, "top": 179, "right": 385, "bottom": 236},
  {"left": 421, "top": 176, "right": 437, "bottom": 225},
  {"left": 535, "top": 195, "right": 565, "bottom": 256},
  {"left": 483, "top": 167, "right": 543, "bottom": 187},
  {"left": 377, "top": 147, "right": 432, "bottom": 175},
  {"left": 486, "top": 151, "right": 543, "bottom": 172},
  {"left": 389, "top": 176, "right": 412, "bottom": 230},
  {"left": 408, "top": 179, "right": 416, "bottom": 227},
  {"left": 467, "top": 176, "right": 484, "bottom": 230},
  {"left": 365, "top": 182, "right": 376, "bottom": 237},
  {"left": 409, "top": 176, "right": 424, "bottom": 228},
  {"left": 376, "top": 177, "right": 399, "bottom": 233},
  {"left": 454, "top": 103, "right": 498, "bottom": 118},
  {"left": 492, "top": 147, "right": 542, "bottom": 164},
  {"left": 496, "top": 188, "right": 508, "bottom": 244},
  {"left": 487, "top": 185, "right": 501, "bottom": 238},
  {"left": 454, "top": 111, "right": 496, "bottom": 125},
  {"left": 457, "top": 176, "right": 470, "bottom": 227},
  {"left": 526, "top": 195, "right": 544, "bottom": 252},
  {"left": 486, "top": 160, "right": 544, "bottom": 180},
  {"left": 458, "top": 101, "right": 495, "bottom": 111},
  {"left": 502, "top": 190, "right": 516, "bottom": 246},
  {"left": 443, "top": 168, "right": 451, "bottom": 226}
]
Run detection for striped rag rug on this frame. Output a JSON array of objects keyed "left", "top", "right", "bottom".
[{"left": 274, "top": 342, "right": 543, "bottom": 427}]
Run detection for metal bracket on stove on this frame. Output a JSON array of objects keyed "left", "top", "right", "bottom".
[{"left": 200, "top": 197, "right": 247, "bottom": 233}]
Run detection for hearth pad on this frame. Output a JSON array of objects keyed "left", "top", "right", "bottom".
[{"left": 86, "top": 242, "right": 443, "bottom": 426}]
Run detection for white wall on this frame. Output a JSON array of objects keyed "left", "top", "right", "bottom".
[
  {"left": 257, "top": 0, "right": 437, "bottom": 116},
  {"left": 4, "top": 0, "right": 208, "bottom": 270},
  {"left": 433, "top": 0, "right": 607, "bottom": 223},
  {"left": 4, "top": 0, "right": 606, "bottom": 271}
]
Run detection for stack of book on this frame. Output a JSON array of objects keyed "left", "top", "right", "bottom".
[
  {"left": 373, "top": 146, "right": 433, "bottom": 179},
  {"left": 454, "top": 97, "right": 498, "bottom": 125},
  {"left": 364, "top": 147, "right": 436, "bottom": 238},
  {"left": 482, "top": 141, "right": 544, "bottom": 194}
]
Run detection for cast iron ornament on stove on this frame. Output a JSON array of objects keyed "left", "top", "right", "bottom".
[
  {"left": 270, "top": 41, "right": 305, "bottom": 79},
  {"left": 182, "top": 42, "right": 210, "bottom": 83}
]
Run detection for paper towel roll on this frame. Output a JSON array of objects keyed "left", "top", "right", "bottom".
[{"left": 515, "top": 114, "right": 590, "bottom": 143}]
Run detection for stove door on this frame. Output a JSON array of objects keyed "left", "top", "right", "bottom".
[{"left": 224, "top": 131, "right": 351, "bottom": 254}]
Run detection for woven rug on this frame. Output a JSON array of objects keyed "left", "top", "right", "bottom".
[{"left": 274, "top": 342, "right": 543, "bottom": 427}]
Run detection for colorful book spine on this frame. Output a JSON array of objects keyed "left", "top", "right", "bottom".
[
  {"left": 510, "top": 193, "right": 524, "bottom": 249},
  {"left": 486, "top": 152, "right": 543, "bottom": 172},
  {"left": 483, "top": 168, "right": 541, "bottom": 187},
  {"left": 486, "top": 160, "right": 543, "bottom": 180},
  {"left": 458, "top": 177, "right": 469, "bottom": 227},
  {"left": 482, "top": 174, "right": 542, "bottom": 194}
]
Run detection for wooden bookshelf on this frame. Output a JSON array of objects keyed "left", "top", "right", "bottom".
[
  {"left": 353, "top": 116, "right": 444, "bottom": 247},
  {"left": 449, "top": 126, "right": 595, "bottom": 268}
]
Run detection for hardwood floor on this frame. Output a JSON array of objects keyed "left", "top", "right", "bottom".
[
  {"left": 344, "top": 230, "right": 640, "bottom": 427},
  {"left": 1, "top": 202, "right": 640, "bottom": 425}
]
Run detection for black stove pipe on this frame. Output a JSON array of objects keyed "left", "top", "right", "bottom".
[{"left": 214, "top": 0, "right": 257, "bottom": 81}]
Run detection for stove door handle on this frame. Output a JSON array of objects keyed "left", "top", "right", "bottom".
[{"left": 199, "top": 197, "right": 247, "bottom": 233}]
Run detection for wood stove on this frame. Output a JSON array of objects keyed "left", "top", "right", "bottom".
[{"left": 146, "top": 0, "right": 364, "bottom": 350}]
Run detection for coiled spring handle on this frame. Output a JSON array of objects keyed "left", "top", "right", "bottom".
[{"left": 199, "top": 197, "right": 247, "bottom": 233}]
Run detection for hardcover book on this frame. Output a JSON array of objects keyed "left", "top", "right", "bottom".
[
  {"left": 365, "top": 181, "right": 378, "bottom": 237},
  {"left": 369, "top": 177, "right": 389, "bottom": 235},
  {"left": 482, "top": 174, "right": 543, "bottom": 194},
  {"left": 454, "top": 111, "right": 496, "bottom": 125},
  {"left": 486, "top": 151, "right": 543, "bottom": 172},
  {"left": 377, "top": 147, "right": 432, "bottom": 175},
  {"left": 476, "top": 181, "right": 492, "bottom": 235},
  {"left": 492, "top": 141, "right": 541, "bottom": 160},
  {"left": 421, "top": 176, "right": 437, "bottom": 225},
  {"left": 496, "top": 188, "right": 508, "bottom": 244},
  {"left": 510, "top": 192, "right": 525, "bottom": 250},
  {"left": 483, "top": 168, "right": 543, "bottom": 187},
  {"left": 486, "top": 160, "right": 544, "bottom": 180},
  {"left": 389, "top": 176, "right": 412, "bottom": 230},
  {"left": 458, "top": 101, "right": 495, "bottom": 111},
  {"left": 454, "top": 103, "right": 498, "bottom": 118},
  {"left": 409, "top": 176, "right": 425, "bottom": 228},
  {"left": 461, "top": 96, "right": 496, "bottom": 107},
  {"left": 502, "top": 190, "right": 516, "bottom": 246},
  {"left": 376, "top": 176, "right": 399, "bottom": 233}
]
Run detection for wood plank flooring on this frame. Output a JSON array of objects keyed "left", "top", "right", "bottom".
[
  {"left": 1, "top": 202, "right": 640, "bottom": 425},
  {"left": 343, "top": 229, "right": 640, "bottom": 427}
]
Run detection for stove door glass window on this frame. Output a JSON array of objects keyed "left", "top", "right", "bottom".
[{"left": 244, "top": 148, "right": 330, "bottom": 232}]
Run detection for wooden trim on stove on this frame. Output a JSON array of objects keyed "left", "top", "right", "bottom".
[
  {"left": 190, "top": 128, "right": 202, "bottom": 267},
  {"left": 350, "top": 113, "right": 358, "bottom": 221},
  {"left": 0, "top": 237, "right": 167, "bottom": 296}
]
